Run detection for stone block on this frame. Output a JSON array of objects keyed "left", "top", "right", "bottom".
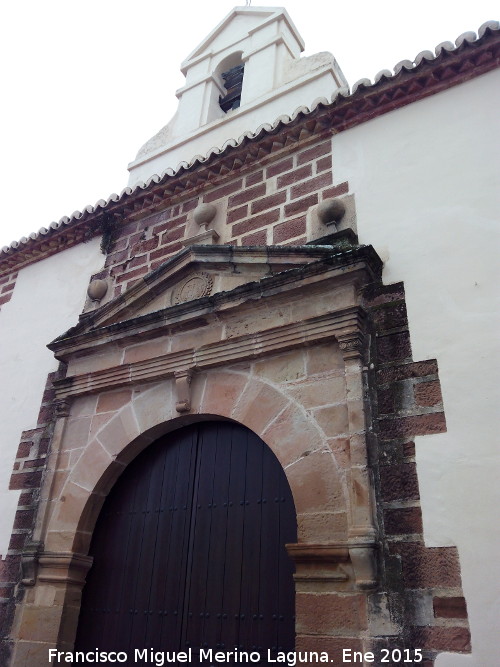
[
  {"left": 405, "top": 589, "right": 434, "bottom": 626},
  {"left": 368, "top": 593, "right": 401, "bottom": 636},
  {"left": 345, "top": 372, "right": 363, "bottom": 400},
  {"left": 96, "top": 389, "right": 132, "bottom": 413},
  {"left": 61, "top": 417, "right": 91, "bottom": 451},
  {"left": 232, "top": 380, "right": 290, "bottom": 436},
  {"left": 170, "top": 324, "right": 222, "bottom": 352},
  {"left": 313, "top": 404, "right": 349, "bottom": 437},
  {"left": 17, "top": 604, "right": 63, "bottom": 642},
  {"left": 262, "top": 404, "right": 323, "bottom": 468},
  {"left": 131, "top": 380, "right": 175, "bottom": 434},
  {"left": 346, "top": 399, "right": 365, "bottom": 432},
  {"left": 306, "top": 342, "right": 344, "bottom": 375},
  {"left": 380, "top": 463, "right": 420, "bottom": 502},
  {"left": 123, "top": 339, "right": 170, "bottom": 364},
  {"left": 378, "top": 413, "right": 446, "bottom": 440},
  {"left": 89, "top": 413, "right": 113, "bottom": 440},
  {"left": 69, "top": 448, "right": 85, "bottom": 468},
  {"left": 51, "top": 481, "right": 91, "bottom": 534},
  {"left": 254, "top": 350, "right": 305, "bottom": 383},
  {"left": 296, "top": 592, "right": 367, "bottom": 633},
  {"left": 71, "top": 440, "right": 122, "bottom": 493},
  {"left": 390, "top": 543, "right": 462, "bottom": 588},
  {"left": 286, "top": 450, "right": 344, "bottom": 514},
  {"left": 201, "top": 370, "right": 248, "bottom": 417},
  {"left": 297, "top": 511, "right": 348, "bottom": 542},
  {"left": 377, "top": 331, "right": 412, "bottom": 364},
  {"left": 414, "top": 380, "right": 443, "bottom": 407},
  {"left": 287, "top": 375, "right": 345, "bottom": 408},
  {"left": 410, "top": 626, "right": 470, "bottom": 652},
  {"left": 384, "top": 506, "right": 423, "bottom": 535},
  {"left": 11, "top": 640, "right": 54, "bottom": 667},
  {"left": 433, "top": 596, "right": 468, "bottom": 619},
  {"left": 68, "top": 346, "right": 123, "bottom": 375},
  {"left": 96, "top": 406, "right": 142, "bottom": 458},
  {"left": 326, "top": 437, "right": 350, "bottom": 469}
]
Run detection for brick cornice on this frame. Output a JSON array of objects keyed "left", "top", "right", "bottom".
[{"left": 1, "top": 27, "right": 498, "bottom": 276}]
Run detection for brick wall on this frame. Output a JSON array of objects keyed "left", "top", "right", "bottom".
[
  {"left": 363, "top": 282, "right": 470, "bottom": 664},
  {"left": 99, "top": 138, "right": 348, "bottom": 296}
]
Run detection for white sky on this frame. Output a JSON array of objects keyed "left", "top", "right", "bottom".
[{"left": 0, "top": 0, "right": 497, "bottom": 248}]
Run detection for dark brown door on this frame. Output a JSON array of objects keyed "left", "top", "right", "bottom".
[{"left": 75, "top": 421, "right": 296, "bottom": 662}]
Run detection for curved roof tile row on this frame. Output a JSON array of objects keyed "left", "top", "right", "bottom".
[{"left": 1, "top": 20, "right": 498, "bottom": 260}]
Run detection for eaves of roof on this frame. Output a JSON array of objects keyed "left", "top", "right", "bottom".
[{"left": 1, "top": 20, "right": 498, "bottom": 276}]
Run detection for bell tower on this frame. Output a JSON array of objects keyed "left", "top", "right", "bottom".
[{"left": 128, "top": 6, "right": 347, "bottom": 185}]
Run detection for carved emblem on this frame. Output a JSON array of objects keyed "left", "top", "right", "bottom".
[
  {"left": 171, "top": 272, "right": 213, "bottom": 305},
  {"left": 339, "top": 338, "right": 362, "bottom": 352}
]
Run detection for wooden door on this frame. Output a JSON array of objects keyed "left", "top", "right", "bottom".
[{"left": 75, "top": 421, "right": 296, "bottom": 661}]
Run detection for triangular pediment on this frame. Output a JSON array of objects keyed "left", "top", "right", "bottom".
[
  {"left": 52, "top": 244, "right": 339, "bottom": 345},
  {"left": 48, "top": 239, "right": 383, "bottom": 377},
  {"left": 181, "top": 6, "right": 303, "bottom": 70}
]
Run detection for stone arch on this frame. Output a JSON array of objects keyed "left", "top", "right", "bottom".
[
  {"left": 203, "top": 50, "right": 245, "bottom": 122},
  {"left": 214, "top": 51, "right": 245, "bottom": 113},
  {"left": 46, "top": 367, "right": 349, "bottom": 555}
]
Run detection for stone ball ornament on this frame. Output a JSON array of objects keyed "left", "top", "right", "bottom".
[
  {"left": 316, "top": 198, "right": 346, "bottom": 227},
  {"left": 87, "top": 279, "right": 108, "bottom": 301},
  {"left": 193, "top": 203, "right": 217, "bottom": 230}
]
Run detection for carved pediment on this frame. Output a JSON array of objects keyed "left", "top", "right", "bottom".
[
  {"left": 48, "top": 241, "right": 383, "bottom": 403},
  {"left": 49, "top": 242, "right": 382, "bottom": 366},
  {"left": 59, "top": 245, "right": 349, "bottom": 334}
]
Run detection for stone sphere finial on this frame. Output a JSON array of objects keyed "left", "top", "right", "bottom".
[
  {"left": 193, "top": 203, "right": 217, "bottom": 231},
  {"left": 316, "top": 198, "right": 346, "bottom": 227},
  {"left": 87, "top": 279, "right": 108, "bottom": 301}
]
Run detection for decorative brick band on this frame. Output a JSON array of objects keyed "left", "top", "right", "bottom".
[
  {"left": 0, "top": 272, "right": 18, "bottom": 311},
  {"left": 0, "top": 370, "right": 62, "bottom": 664}
]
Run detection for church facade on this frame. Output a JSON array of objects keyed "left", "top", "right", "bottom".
[{"left": 0, "top": 8, "right": 498, "bottom": 666}]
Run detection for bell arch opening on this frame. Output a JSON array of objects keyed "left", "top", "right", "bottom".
[
  {"left": 203, "top": 51, "right": 245, "bottom": 123},
  {"left": 74, "top": 420, "right": 297, "bottom": 660}
]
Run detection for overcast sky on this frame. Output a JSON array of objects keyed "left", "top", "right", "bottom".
[{"left": 0, "top": 0, "right": 497, "bottom": 248}]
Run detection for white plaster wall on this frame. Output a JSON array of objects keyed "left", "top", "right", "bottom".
[
  {"left": 333, "top": 70, "right": 500, "bottom": 665},
  {"left": 0, "top": 238, "right": 103, "bottom": 558}
]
